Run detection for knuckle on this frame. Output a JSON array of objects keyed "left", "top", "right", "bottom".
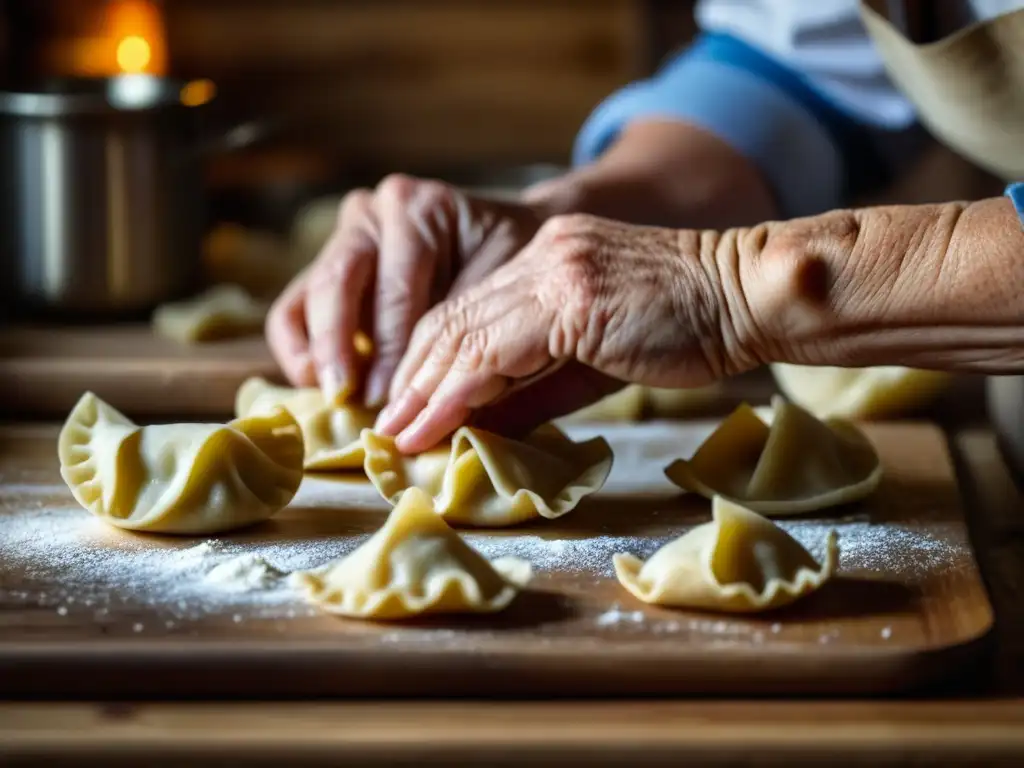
[
  {"left": 407, "top": 302, "right": 455, "bottom": 353},
  {"left": 376, "top": 173, "right": 420, "bottom": 204},
  {"left": 338, "top": 188, "right": 373, "bottom": 223},
  {"left": 538, "top": 213, "right": 594, "bottom": 245},
  {"left": 371, "top": 327, "right": 410, "bottom": 362},
  {"left": 454, "top": 329, "right": 492, "bottom": 372},
  {"left": 377, "top": 268, "right": 417, "bottom": 304},
  {"left": 555, "top": 242, "right": 601, "bottom": 315},
  {"left": 412, "top": 180, "right": 451, "bottom": 212}
]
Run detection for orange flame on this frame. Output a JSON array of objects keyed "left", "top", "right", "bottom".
[{"left": 109, "top": 0, "right": 167, "bottom": 76}]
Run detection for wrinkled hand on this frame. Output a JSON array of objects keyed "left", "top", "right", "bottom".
[
  {"left": 375, "top": 214, "right": 764, "bottom": 452},
  {"left": 266, "top": 174, "right": 543, "bottom": 406}
]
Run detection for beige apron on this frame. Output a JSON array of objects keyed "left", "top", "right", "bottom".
[
  {"left": 859, "top": 1, "right": 1024, "bottom": 473},
  {"left": 860, "top": 1, "right": 1024, "bottom": 179}
]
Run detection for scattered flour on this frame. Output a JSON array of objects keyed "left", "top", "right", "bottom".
[
  {"left": 595, "top": 604, "right": 646, "bottom": 626},
  {"left": 0, "top": 474, "right": 970, "bottom": 638},
  {"left": 205, "top": 554, "right": 287, "bottom": 592}
]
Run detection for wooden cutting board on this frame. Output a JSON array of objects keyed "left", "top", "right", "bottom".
[
  {"left": 0, "top": 419, "right": 993, "bottom": 698},
  {"left": 0, "top": 325, "right": 279, "bottom": 419}
]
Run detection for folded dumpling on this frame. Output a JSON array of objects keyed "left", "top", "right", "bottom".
[
  {"left": 235, "top": 377, "right": 377, "bottom": 471},
  {"left": 361, "top": 424, "right": 614, "bottom": 527},
  {"left": 560, "top": 385, "right": 646, "bottom": 422},
  {"left": 152, "top": 284, "right": 268, "bottom": 344},
  {"left": 664, "top": 396, "right": 882, "bottom": 515},
  {"left": 559, "top": 384, "right": 722, "bottom": 423},
  {"left": 643, "top": 384, "right": 722, "bottom": 419},
  {"left": 58, "top": 392, "right": 304, "bottom": 534},
  {"left": 290, "top": 487, "right": 532, "bottom": 619},
  {"left": 770, "top": 364, "right": 950, "bottom": 420},
  {"left": 613, "top": 496, "right": 838, "bottom": 613}
]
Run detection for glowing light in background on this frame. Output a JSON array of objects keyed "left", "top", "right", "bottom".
[
  {"left": 115, "top": 35, "right": 152, "bottom": 74},
  {"left": 180, "top": 79, "right": 217, "bottom": 107},
  {"left": 54, "top": 0, "right": 169, "bottom": 77}
]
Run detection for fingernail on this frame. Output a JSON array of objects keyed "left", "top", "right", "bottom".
[
  {"left": 374, "top": 402, "right": 396, "bottom": 432},
  {"left": 319, "top": 365, "right": 351, "bottom": 406},
  {"left": 364, "top": 369, "right": 389, "bottom": 409},
  {"left": 395, "top": 412, "right": 430, "bottom": 454},
  {"left": 374, "top": 396, "right": 411, "bottom": 435}
]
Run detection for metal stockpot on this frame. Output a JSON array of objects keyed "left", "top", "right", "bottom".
[{"left": 0, "top": 75, "right": 254, "bottom": 318}]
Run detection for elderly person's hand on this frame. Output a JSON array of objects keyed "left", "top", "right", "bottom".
[
  {"left": 374, "top": 212, "right": 767, "bottom": 451},
  {"left": 266, "top": 175, "right": 544, "bottom": 406},
  {"left": 376, "top": 197, "right": 1024, "bottom": 453},
  {"left": 265, "top": 122, "right": 780, "bottom": 408}
]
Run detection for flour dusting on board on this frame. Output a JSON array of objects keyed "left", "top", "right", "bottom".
[{"left": 0, "top": 462, "right": 971, "bottom": 637}]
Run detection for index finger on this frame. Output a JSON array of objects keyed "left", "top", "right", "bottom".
[
  {"left": 265, "top": 268, "right": 316, "bottom": 387},
  {"left": 305, "top": 233, "right": 375, "bottom": 405}
]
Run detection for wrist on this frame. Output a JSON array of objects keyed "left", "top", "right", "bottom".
[
  {"left": 737, "top": 200, "right": 1024, "bottom": 372},
  {"left": 524, "top": 120, "right": 780, "bottom": 230},
  {"left": 733, "top": 210, "right": 865, "bottom": 368}
]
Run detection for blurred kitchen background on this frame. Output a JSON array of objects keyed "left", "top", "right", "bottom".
[
  {"left": 0, "top": 0, "right": 1004, "bottom": 420},
  {"left": 0, "top": 0, "right": 693, "bottom": 235},
  {"left": 0, "top": 0, "right": 1003, "bottom": 308},
  {"left": 0, "top": 0, "right": 707, "bottom": 416},
  {"left": 0, "top": 0, "right": 717, "bottom": 326}
]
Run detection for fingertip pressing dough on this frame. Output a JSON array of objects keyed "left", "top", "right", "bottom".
[
  {"left": 152, "top": 284, "right": 269, "bottom": 344},
  {"left": 613, "top": 496, "right": 838, "bottom": 613},
  {"left": 665, "top": 396, "right": 882, "bottom": 515},
  {"left": 290, "top": 487, "right": 532, "bottom": 619},
  {"left": 361, "top": 424, "right": 614, "bottom": 527},
  {"left": 235, "top": 377, "right": 377, "bottom": 471},
  {"left": 58, "top": 392, "right": 304, "bottom": 535},
  {"left": 770, "top": 363, "right": 951, "bottom": 420}
]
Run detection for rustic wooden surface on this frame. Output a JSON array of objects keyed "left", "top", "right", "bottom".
[
  {"left": 0, "top": 394, "right": 1023, "bottom": 762},
  {"left": 3, "top": 699, "right": 1024, "bottom": 767},
  {"left": 0, "top": 326, "right": 278, "bottom": 420},
  {"left": 0, "top": 419, "right": 994, "bottom": 698}
]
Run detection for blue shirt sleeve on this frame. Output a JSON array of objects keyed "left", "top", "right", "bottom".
[
  {"left": 573, "top": 33, "right": 896, "bottom": 220},
  {"left": 1008, "top": 183, "right": 1024, "bottom": 227}
]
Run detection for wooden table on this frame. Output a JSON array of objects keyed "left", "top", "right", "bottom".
[{"left": 3, "top": 387, "right": 1024, "bottom": 766}]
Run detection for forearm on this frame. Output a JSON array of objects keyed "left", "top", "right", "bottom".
[
  {"left": 739, "top": 197, "right": 1024, "bottom": 372},
  {"left": 523, "top": 120, "right": 780, "bottom": 230}
]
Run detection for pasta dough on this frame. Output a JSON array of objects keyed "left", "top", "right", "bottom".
[
  {"left": 644, "top": 384, "right": 723, "bottom": 419},
  {"left": 58, "top": 392, "right": 304, "bottom": 534},
  {"left": 561, "top": 386, "right": 646, "bottom": 422},
  {"left": 559, "top": 384, "right": 722, "bottom": 423},
  {"left": 290, "top": 487, "right": 532, "bottom": 619},
  {"left": 152, "top": 284, "right": 268, "bottom": 344},
  {"left": 770, "top": 364, "right": 950, "bottom": 420},
  {"left": 235, "top": 377, "right": 377, "bottom": 471},
  {"left": 613, "top": 496, "right": 838, "bottom": 613},
  {"left": 361, "top": 424, "right": 613, "bottom": 527},
  {"left": 664, "top": 396, "right": 882, "bottom": 515}
]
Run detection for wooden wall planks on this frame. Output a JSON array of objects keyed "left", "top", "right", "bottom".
[{"left": 163, "top": 0, "right": 653, "bottom": 169}]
